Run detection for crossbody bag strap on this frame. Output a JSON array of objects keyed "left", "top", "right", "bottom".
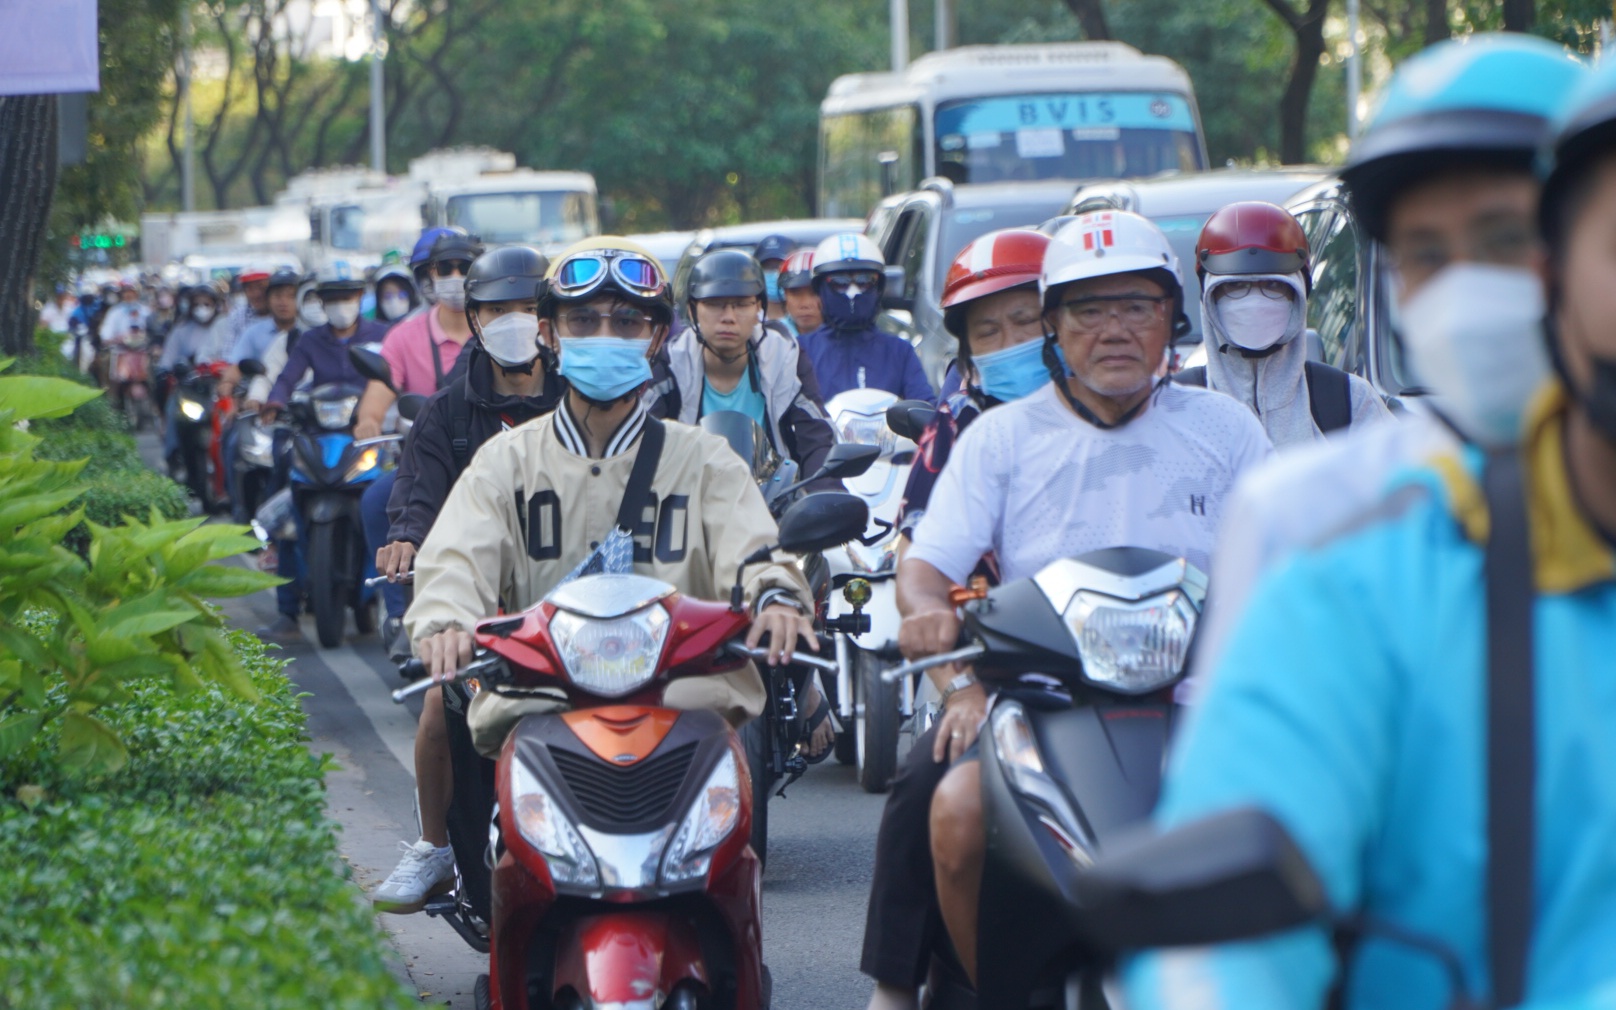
[
  {"left": 615, "top": 416, "right": 665, "bottom": 534},
  {"left": 1481, "top": 449, "right": 1536, "bottom": 1009}
]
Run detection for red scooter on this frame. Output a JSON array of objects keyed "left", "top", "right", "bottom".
[{"left": 393, "top": 492, "right": 869, "bottom": 1010}]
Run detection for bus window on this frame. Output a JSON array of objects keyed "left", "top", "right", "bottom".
[
  {"left": 445, "top": 191, "right": 591, "bottom": 246},
  {"left": 820, "top": 105, "right": 919, "bottom": 218},
  {"left": 934, "top": 93, "right": 1203, "bottom": 185}
]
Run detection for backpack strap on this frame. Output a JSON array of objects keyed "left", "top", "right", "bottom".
[
  {"left": 1482, "top": 450, "right": 1535, "bottom": 1008},
  {"left": 1303, "top": 360, "right": 1353, "bottom": 434},
  {"left": 615, "top": 416, "right": 665, "bottom": 534},
  {"left": 447, "top": 376, "right": 473, "bottom": 472}
]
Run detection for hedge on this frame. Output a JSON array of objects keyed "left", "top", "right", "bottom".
[{"left": 0, "top": 630, "right": 417, "bottom": 1009}]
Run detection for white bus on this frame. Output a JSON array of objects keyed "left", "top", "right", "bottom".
[{"left": 818, "top": 43, "right": 1208, "bottom": 218}]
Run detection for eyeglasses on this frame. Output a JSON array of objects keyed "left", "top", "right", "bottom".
[
  {"left": 559, "top": 307, "right": 654, "bottom": 339},
  {"left": 551, "top": 250, "right": 666, "bottom": 300},
  {"left": 434, "top": 260, "right": 472, "bottom": 277},
  {"left": 698, "top": 297, "right": 760, "bottom": 315},
  {"left": 823, "top": 271, "right": 880, "bottom": 292},
  {"left": 1217, "top": 279, "right": 1294, "bottom": 301},
  {"left": 1058, "top": 295, "right": 1169, "bottom": 332}
]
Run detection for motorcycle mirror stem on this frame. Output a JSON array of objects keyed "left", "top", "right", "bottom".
[{"left": 730, "top": 544, "right": 779, "bottom": 612}]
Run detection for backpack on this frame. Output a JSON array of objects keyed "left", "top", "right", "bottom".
[{"left": 1175, "top": 359, "right": 1353, "bottom": 434}]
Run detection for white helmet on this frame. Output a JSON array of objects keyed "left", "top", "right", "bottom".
[
  {"left": 811, "top": 232, "right": 885, "bottom": 282},
  {"left": 1040, "top": 210, "right": 1182, "bottom": 307}
]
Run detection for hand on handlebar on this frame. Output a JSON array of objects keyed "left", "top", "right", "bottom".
[
  {"left": 354, "top": 417, "right": 382, "bottom": 441},
  {"left": 376, "top": 540, "right": 416, "bottom": 581},
  {"left": 259, "top": 405, "right": 280, "bottom": 425},
  {"left": 899, "top": 608, "right": 961, "bottom": 662},
  {"left": 746, "top": 604, "right": 819, "bottom": 668},
  {"left": 419, "top": 628, "right": 474, "bottom": 682}
]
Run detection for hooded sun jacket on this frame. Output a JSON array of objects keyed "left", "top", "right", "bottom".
[
  {"left": 1123, "top": 384, "right": 1616, "bottom": 1010},
  {"left": 406, "top": 403, "right": 813, "bottom": 727},
  {"left": 647, "top": 321, "right": 837, "bottom": 484},
  {"left": 1201, "top": 273, "right": 1391, "bottom": 447}
]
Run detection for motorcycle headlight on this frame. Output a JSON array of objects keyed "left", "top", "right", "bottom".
[
  {"left": 179, "top": 397, "right": 206, "bottom": 421},
  {"left": 315, "top": 394, "right": 359, "bottom": 430},
  {"left": 1063, "top": 590, "right": 1197, "bottom": 694},
  {"left": 549, "top": 604, "right": 670, "bottom": 697},
  {"left": 835, "top": 409, "right": 896, "bottom": 458},
  {"left": 660, "top": 748, "right": 740, "bottom": 884},
  {"left": 343, "top": 447, "right": 380, "bottom": 482},
  {"left": 990, "top": 701, "right": 1092, "bottom": 866},
  {"left": 509, "top": 759, "right": 599, "bottom": 887}
]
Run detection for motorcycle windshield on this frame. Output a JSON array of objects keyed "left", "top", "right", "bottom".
[{"left": 699, "top": 411, "right": 777, "bottom": 480}]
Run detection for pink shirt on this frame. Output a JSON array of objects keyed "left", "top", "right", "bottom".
[{"left": 379, "top": 307, "right": 466, "bottom": 396}]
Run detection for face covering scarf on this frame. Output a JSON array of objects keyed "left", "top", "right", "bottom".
[
  {"left": 379, "top": 293, "right": 412, "bottom": 321},
  {"left": 821, "top": 285, "right": 880, "bottom": 331},
  {"left": 1216, "top": 292, "right": 1295, "bottom": 351}
]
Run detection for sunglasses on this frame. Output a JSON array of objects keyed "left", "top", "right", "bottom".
[
  {"left": 823, "top": 271, "right": 881, "bottom": 292},
  {"left": 433, "top": 260, "right": 472, "bottom": 278},
  {"left": 551, "top": 251, "right": 665, "bottom": 300},
  {"left": 559, "top": 307, "right": 654, "bottom": 339}
]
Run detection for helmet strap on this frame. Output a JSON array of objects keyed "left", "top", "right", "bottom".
[
  {"left": 1042, "top": 334, "right": 1157, "bottom": 430},
  {"left": 693, "top": 323, "right": 751, "bottom": 366}
]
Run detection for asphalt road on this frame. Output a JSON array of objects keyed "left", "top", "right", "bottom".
[{"left": 215, "top": 585, "right": 891, "bottom": 1010}]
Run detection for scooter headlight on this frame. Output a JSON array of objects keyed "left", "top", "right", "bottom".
[
  {"left": 314, "top": 394, "right": 359, "bottom": 430},
  {"left": 990, "top": 701, "right": 1093, "bottom": 866},
  {"left": 241, "top": 423, "right": 275, "bottom": 468},
  {"left": 508, "top": 759, "right": 599, "bottom": 887},
  {"left": 835, "top": 408, "right": 896, "bottom": 458},
  {"left": 660, "top": 748, "right": 741, "bottom": 884},
  {"left": 549, "top": 605, "right": 670, "bottom": 698},
  {"left": 179, "top": 397, "right": 206, "bottom": 421},
  {"left": 343, "top": 447, "right": 380, "bottom": 482},
  {"left": 1063, "top": 590, "right": 1197, "bottom": 694}
]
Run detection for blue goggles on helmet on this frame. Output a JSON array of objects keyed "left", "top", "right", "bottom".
[{"left": 551, "top": 251, "right": 666, "bottom": 301}]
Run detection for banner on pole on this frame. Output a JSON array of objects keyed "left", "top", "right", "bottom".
[{"left": 0, "top": 0, "right": 100, "bottom": 96}]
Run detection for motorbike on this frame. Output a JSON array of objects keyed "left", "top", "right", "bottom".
[
  {"left": 820, "top": 387, "right": 919, "bottom": 793},
  {"left": 108, "top": 324, "right": 157, "bottom": 431},
  {"left": 697, "top": 410, "right": 879, "bottom": 867},
  {"left": 885, "top": 547, "right": 1206, "bottom": 1009},
  {"left": 168, "top": 359, "right": 232, "bottom": 512},
  {"left": 390, "top": 491, "right": 871, "bottom": 1010},
  {"left": 286, "top": 381, "right": 397, "bottom": 648}
]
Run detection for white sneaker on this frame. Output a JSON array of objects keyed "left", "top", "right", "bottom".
[{"left": 372, "top": 840, "right": 455, "bottom": 914}]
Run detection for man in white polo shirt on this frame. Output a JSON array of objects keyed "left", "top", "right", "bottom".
[{"left": 896, "top": 210, "right": 1272, "bottom": 987}]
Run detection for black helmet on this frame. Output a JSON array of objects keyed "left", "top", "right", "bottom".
[
  {"left": 428, "top": 227, "right": 484, "bottom": 266},
  {"left": 466, "top": 245, "right": 549, "bottom": 305},
  {"left": 688, "top": 249, "right": 766, "bottom": 304},
  {"left": 266, "top": 268, "right": 302, "bottom": 292}
]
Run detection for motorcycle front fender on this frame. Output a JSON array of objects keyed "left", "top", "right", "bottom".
[{"left": 552, "top": 911, "right": 707, "bottom": 1010}]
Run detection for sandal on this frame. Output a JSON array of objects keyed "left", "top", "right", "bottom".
[{"left": 802, "top": 691, "right": 834, "bottom": 765}]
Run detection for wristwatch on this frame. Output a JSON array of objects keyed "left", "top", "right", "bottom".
[{"left": 939, "top": 670, "right": 978, "bottom": 710}]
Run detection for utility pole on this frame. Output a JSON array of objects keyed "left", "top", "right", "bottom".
[
  {"left": 181, "top": 2, "right": 196, "bottom": 211},
  {"left": 369, "top": 0, "right": 386, "bottom": 174},
  {"left": 1346, "top": 0, "right": 1362, "bottom": 139},
  {"left": 935, "top": 0, "right": 956, "bottom": 51},
  {"left": 891, "top": 0, "right": 909, "bottom": 71}
]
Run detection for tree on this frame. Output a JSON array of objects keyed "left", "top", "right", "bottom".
[
  {"left": 1257, "top": 0, "right": 1334, "bottom": 163},
  {"left": 1062, "top": 0, "right": 1111, "bottom": 40},
  {"left": 0, "top": 97, "right": 59, "bottom": 358}
]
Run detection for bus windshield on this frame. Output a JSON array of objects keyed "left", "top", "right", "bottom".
[
  {"left": 935, "top": 92, "right": 1203, "bottom": 185},
  {"left": 444, "top": 191, "right": 593, "bottom": 246}
]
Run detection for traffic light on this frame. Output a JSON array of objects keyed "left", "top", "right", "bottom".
[{"left": 70, "top": 233, "right": 127, "bottom": 250}]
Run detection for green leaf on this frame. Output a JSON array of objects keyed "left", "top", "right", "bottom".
[
  {"left": 0, "top": 711, "right": 43, "bottom": 758},
  {"left": 199, "top": 626, "right": 260, "bottom": 702},
  {"left": 57, "top": 711, "right": 129, "bottom": 775},
  {"left": 176, "top": 565, "right": 285, "bottom": 599},
  {"left": 0, "top": 375, "right": 102, "bottom": 420},
  {"left": 102, "top": 602, "right": 200, "bottom": 638}
]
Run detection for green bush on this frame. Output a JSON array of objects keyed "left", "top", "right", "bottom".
[{"left": 0, "top": 633, "right": 417, "bottom": 1009}]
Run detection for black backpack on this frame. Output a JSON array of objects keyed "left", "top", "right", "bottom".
[{"left": 1175, "top": 359, "right": 1353, "bottom": 434}]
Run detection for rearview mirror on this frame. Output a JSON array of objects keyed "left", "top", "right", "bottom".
[
  {"left": 816, "top": 442, "right": 879, "bottom": 482},
  {"left": 396, "top": 392, "right": 427, "bottom": 422},
  {"left": 1072, "top": 808, "right": 1328, "bottom": 953},
  {"left": 777, "top": 492, "right": 870, "bottom": 555},
  {"left": 238, "top": 357, "right": 266, "bottom": 378},
  {"left": 880, "top": 265, "right": 912, "bottom": 312},
  {"left": 349, "top": 346, "right": 394, "bottom": 391},
  {"left": 885, "top": 399, "right": 937, "bottom": 442}
]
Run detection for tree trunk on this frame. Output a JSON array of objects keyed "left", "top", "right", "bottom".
[
  {"left": 1424, "top": 0, "right": 1450, "bottom": 43},
  {"left": 1061, "top": 0, "right": 1111, "bottom": 40},
  {"left": 1502, "top": 0, "right": 1534, "bottom": 31},
  {"left": 0, "top": 96, "right": 60, "bottom": 359},
  {"left": 1261, "top": 0, "right": 1332, "bottom": 164}
]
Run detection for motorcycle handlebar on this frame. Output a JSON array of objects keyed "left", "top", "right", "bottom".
[
  {"left": 391, "top": 653, "right": 501, "bottom": 703},
  {"left": 364, "top": 571, "right": 414, "bottom": 588},
  {"left": 880, "top": 643, "right": 986, "bottom": 683},
  {"left": 723, "top": 641, "right": 839, "bottom": 674}
]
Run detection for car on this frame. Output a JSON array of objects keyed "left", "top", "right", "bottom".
[
  {"left": 624, "top": 230, "right": 697, "bottom": 284},
  {"left": 671, "top": 218, "right": 866, "bottom": 308},
  {"left": 1064, "top": 167, "right": 1329, "bottom": 353},
  {"left": 864, "top": 178, "right": 1078, "bottom": 386}
]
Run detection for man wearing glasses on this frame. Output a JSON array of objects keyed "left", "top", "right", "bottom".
[
  {"left": 797, "top": 232, "right": 935, "bottom": 402},
  {"left": 894, "top": 211, "right": 1272, "bottom": 985},
  {"left": 1187, "top": 201, "right": 1390, "bottom": 448},
  {"left": 406, "top": 235, "right": 816, "bottom": 754}
]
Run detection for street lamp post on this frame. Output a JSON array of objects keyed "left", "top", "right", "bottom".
[
  {"left": 369, "top": 0, "right": 386, "bottom": 174},
  {"left": 891, "top": 0, "right": 909, "bottom": 71}
]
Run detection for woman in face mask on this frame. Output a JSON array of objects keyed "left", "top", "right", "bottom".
[
  {"left": 1193, "top": 201, "right": 1391, "bottom": 448},
  {"left": 371, "top": 265, "right": 421, "bottom": 326}
]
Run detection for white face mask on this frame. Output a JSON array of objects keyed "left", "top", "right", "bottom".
[
  {"left": 479, "top": 312, "right": 541, "bottom": 367},
  {"left": 301, "top": 297, "right": 327, "bottom": 328},
  {"left": 1397, "top": 262, "right": 1548, "bottom": 447},
  {"left": 192, "top": 304, "right": 216, "bottom": 324},
  {"left": 323, "top": 299, "right": 361, "bottom": 331},
  {"left": 1216, "top": 289, "right": 1296, "bottom": 351},
  {"left": 434, "top": 275, "right": 466, "bottom": 310},
  {"left": 379, "top": 293, "right": 412, "bottom": 320}
]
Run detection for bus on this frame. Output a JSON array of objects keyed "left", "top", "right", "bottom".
[{"left": 818, "top": 43, "right": 1208, "bottom": 218}]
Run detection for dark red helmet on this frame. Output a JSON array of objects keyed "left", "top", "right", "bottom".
[
  {"left": 1195, "top": 201, "right": 1311, "bottom": 292},
  {"left": 940, "top": 228, "right": 1051, "bottom": 343}
]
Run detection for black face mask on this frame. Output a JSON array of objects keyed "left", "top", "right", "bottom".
[{"left": 1547, "top": 319, "right": 1616, "bottom": 442}]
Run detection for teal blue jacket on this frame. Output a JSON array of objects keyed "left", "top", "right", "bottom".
[{"left": 1124, "top": 386, "right": 1616, "bottom": 1010}]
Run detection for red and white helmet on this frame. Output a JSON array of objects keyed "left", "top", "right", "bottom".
[
  {"left": 1040, "top": 210, "right": 1182, "bottom": 308},
  {"left": 941, "top": 228, "right": 1051, "bottom": 341},
  {"left": 780, "top": 248, "right": 815, "bottom": 291}
]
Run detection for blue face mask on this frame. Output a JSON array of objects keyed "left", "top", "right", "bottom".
[
  {"left": 558, "top": 337, "right": 653, "bottom": 402},
  {"left": 973, "top": 338, "right": 1054, "bottom": 402},
  {"left": 821, "top": 286, "right": 880, "bottom": 330},
  {"left": 764, "top": 272, "right": 782, "bottom": 303}
]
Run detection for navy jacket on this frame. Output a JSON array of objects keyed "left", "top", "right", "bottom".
[
  {"left": 796, "top": 324, "right": 935, "bottom": 403},
  {"left": 266, "top": 318, "right": 390, "bottom": 407}
]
